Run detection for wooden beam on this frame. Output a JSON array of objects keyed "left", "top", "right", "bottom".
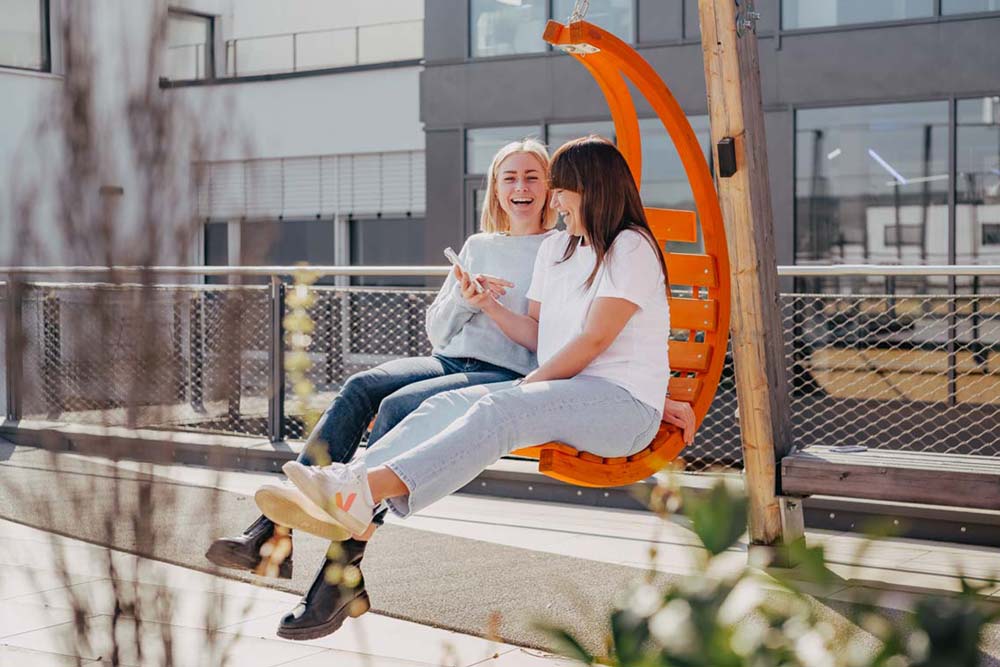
[
  {"left": 782, "top": 447, "right": 1000, "bottom": 511},
  {"left": 697, "top": 0, "right": 794, "bottom": 546}
]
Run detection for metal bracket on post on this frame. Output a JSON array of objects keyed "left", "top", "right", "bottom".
[
  {"left": 751, "top": 495, "right": 807, "bottom": 569},
  {"left": 735, "top": 0, "right": 761, "bottom": 37},
  {"left": 4, "top": 278, "right": 24, "bottom": 422},
  {"left": 268, "top": 276, "right": 286, "bottom": 444}
]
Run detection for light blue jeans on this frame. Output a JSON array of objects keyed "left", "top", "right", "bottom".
[{"left": 360, "top": 377, "right": 662, "bottom": 517}]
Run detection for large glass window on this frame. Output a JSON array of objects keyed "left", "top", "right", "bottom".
[
  {"left": 203, "top": 222, "right": 229, "bottom": 285},
  {"left": 782, "top": 0, "right": 934, "bottom": 29},
  {"left": 943, "top": 0, "right": 1000, "bottom": 12},
  {"left": 470, "top": 0, "right": 547, "bottom": 58},
  {"left": 552, "top": 0, "right": 634, "bottom": 42},
  {"left": 547, "top": 120, "right": 616, "bottom": 152},
  {"left": 241, "top": 219, "right": 337, "bottom": 265},
  {"left": 795, "top": 102, "right": 949, "bottom": 270},
  {"left": 638, "top": 116, "right": 712, "bottom": 212},
  {"left": 547, "top": 117, "right": 711, "bottom": 213},
  {"left": 0, "top": 0, "right": 47, "bottom": 70},
  {"left": 471, "top": 0, "right": 634, "bottom": 58},
  {"left": 957, "top": 97, "right": 1000, "bottom": 266},
  {"left": 465, "top": 125, "right": 543, "bottom": 174},
  {"left": 638, "top": 116, "right": 712, "bottom": 253},
  {"left": 165, "top": 10, "right": 214, "bottom": 80}
]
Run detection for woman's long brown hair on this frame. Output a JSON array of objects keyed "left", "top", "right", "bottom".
[{"left": 548, "top": 135, "right": 668, "bottom": 292}]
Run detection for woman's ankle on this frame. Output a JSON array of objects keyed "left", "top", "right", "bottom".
[
  {"left": 367, "top": 466, "right": 409, "bottom": 504},
  {"left": 353, "top": 523, "right": 378, "bottom": 541}
]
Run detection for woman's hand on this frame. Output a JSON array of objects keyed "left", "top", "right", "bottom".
[
  {"left": 662, "top": 397, "right": 696, "bottom": 445},
  {"left": 455, "top": 265, "right": 512, "bottom": 310}
]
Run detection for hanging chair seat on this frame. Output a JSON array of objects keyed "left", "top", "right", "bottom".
[{"left": 508, "top": 19, "right": 731, "bottom": 488}]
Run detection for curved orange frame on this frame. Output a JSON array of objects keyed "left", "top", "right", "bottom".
[{"left": 510, "top": 20, "right": 732, "bottom": 487}]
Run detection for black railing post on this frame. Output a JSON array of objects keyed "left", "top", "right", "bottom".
[
  {"left": 4, "top": 279, "right": 24, "bottom": 421},
  {"left": 41, "top": 290, "right": 63, "bottom": 414},
  {"left": 946, "top": 98, "right": 958, "bottom": 407},
  {"left": 268, "top": 276, "right": 286, "bottom": 443},
  {"left": 190, "top": 294, "right": 204, "bottom": 412},
  {"left": 406, "top": 293, "right": 423, "bottom": 357},
  {"left": 324, "top": 291, "right": 344, "bottom": 384},
  {"left": 172, "top": 297, "right": 186, "bottom": 402}
]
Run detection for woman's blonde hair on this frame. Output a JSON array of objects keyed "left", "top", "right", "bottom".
[{"left": 479, "top": 138, "right": 558, "bottom": 233}]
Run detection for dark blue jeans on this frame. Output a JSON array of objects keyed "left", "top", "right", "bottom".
[{"left": 298, "top": 355, "right": 521, "bottom": 468}]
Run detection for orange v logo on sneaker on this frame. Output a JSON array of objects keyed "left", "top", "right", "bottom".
[{"left": 335, "top": 492, "right": 356, "bottom": 512}]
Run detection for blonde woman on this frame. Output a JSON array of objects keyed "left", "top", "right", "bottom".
[{"left": 206, "top": 138, "right": 556, "bottom": 640}]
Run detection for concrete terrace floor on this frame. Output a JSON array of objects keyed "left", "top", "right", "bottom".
[{"left": 1, "top": 437, "right": 998, "bottom": 666}]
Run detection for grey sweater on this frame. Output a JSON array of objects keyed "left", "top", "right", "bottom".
[{"left": 426, "top": 231, "right": 554, "bottom": 375}]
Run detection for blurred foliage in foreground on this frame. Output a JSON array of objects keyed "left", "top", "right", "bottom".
[{"left": 540, "top": 479, "right": 1000, "bottom": 667}]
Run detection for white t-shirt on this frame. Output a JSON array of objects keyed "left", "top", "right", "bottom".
[{"left": 526, "top": 229, "right": 670, "bottom": 413}]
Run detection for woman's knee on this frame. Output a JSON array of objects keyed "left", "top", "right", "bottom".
[
  {"left": 339, "top": 368, "right": 387, "bottom": 402},
  {"left": 377, "top": 392, "right": 422, "bottom": 427},
  {"left": 469, "top": 385, "right": 524, "bottom": 415}
]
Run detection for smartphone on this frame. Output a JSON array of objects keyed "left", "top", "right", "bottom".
[{"left": 444, "top": 247, "right": 484, "bottom": 294}]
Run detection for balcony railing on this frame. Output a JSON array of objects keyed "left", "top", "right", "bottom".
[
  {"left": 3, "top": 265, "right": 999, "bottom": 471},
  {"left": 224, "top": 19, "right": 423, "bottom": 77},
  {"left": 165, "top": 42, "right": 211, "bottom": 80}
]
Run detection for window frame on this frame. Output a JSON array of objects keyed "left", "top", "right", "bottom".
[
  {"left": 981, "top": 223, "right": 1000, "bottom": 246},
  {"left": 467, "top": 0, "right": 638, "bottom": 60},
  {"left": 461, "top": 113, "right": 712, "bottom": 240},
  {"left": 789, "top": 92, "right": 1000, "bottom": 299},
  {"left": 166, "top": 7, "right": 217, "bottom": 80},
  {"left": 778, "top": 0, "right": 1000, "bottom": 34},
  {"left": 0, "top": 0, "right": 51, "bottom": 73}
]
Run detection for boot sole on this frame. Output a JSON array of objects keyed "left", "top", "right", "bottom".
[
  {"left": 277, "top": 591, "right": 371, "bottom": 641},
  {"left": 282, "top": 464, "right": 371, "bottom": 535},
  {"left": 204, "top": 541, "right": 292, "bottom": 579},
  {"left": 255, "top": 486, "right": 352, "bottom": 542}
]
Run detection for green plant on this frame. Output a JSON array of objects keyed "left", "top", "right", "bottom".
[{"left": 541, "top": 479, "right": 999, "bottom": 667}]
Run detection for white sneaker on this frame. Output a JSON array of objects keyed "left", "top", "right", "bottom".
[
  {"left": 282, "top": 461, "right": 376, "bottom": 536},
  {"left": 253, "top": 480, "right": 352, "bottom": 542}
]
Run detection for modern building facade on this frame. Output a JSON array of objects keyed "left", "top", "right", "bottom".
[
  {"left": 1, "top": 0, "right": 425, "bottom": 282},
  {"left": 4, "top": 0, "right": 999, "bottom": 291},
  {"left": 166, "top": 0, "right": 426, "bottom": 284},
  {"left": 421, "top": 0, "right": 1000, "bottom": 292}
]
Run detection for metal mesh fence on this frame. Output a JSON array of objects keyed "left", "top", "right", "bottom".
[
  {"left": 5, "top": 279, "right": 1000, "bottom": 470},
  {"left": 783, "top": 293, "right": 1000, "bottom": 458},
  {"left": 283, "top": 286, "right": 436, "bottom": 440},
  {"left": 5, "top": 281, "right": 436, "bottom": 442},
  {"left": 12, "top": 283, "right": 272, "bottom": 437}
]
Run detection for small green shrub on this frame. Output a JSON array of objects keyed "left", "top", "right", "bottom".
[{"left": 541, "top": 480, "right": 999, "bottom": 667}]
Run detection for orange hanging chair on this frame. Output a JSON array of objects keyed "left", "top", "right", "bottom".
[{"left": 509, "top": 19, "right": 732, "bottom": 487}]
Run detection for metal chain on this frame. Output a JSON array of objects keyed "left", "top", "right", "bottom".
[{"left": 569, "top": 0, "right": 589, "bottom": 23}]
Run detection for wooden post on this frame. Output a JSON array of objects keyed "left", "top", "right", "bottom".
[{"left": 697, "top": 0, "right": 795, "bottom": 547}]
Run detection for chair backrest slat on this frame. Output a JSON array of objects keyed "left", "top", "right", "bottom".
[
  {"left": 665, "top": 253, "right": 718, "bottom": 288},
  {"left": 647, "top": 207, "right": 697, "bottom": 243},
  {"left": 669, "top": 340, "right": 712, "bottom": 372},
  {"left": 671, "top": 297, "right": 719, "bottom": 332},
  {"left": 668, "top": 377, "right": 702, "bottom": 403}
]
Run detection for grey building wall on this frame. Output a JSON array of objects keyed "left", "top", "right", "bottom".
[{"left": 420, "top": 0, "right": 1000, "bottom": 266}]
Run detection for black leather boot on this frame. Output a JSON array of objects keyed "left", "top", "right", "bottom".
[
  {"left": 277, "top": 538, "right": 370, "bottom": 640},
  {"left": 205, "top": 514, "right": 293, "bottom": 579}
]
